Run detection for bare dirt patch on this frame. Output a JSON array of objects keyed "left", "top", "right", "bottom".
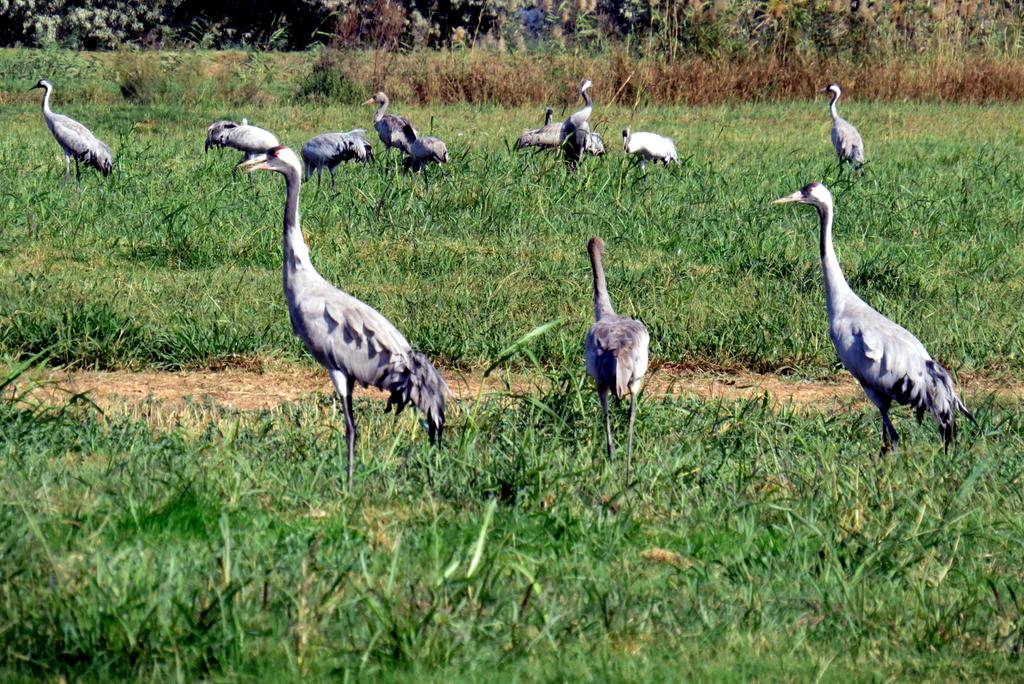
[{"left": 7, "top": 361, "right": 1018, "bottom": 414}]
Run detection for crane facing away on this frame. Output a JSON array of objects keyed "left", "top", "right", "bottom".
[
  {"left": 774, "top": 182, "right": 974, "bottom": 451},
  {"left": 584, "top": 237, "right": 650, "bottom": 476},
  {"left": 32, "top": 79, "right": 112, "bottom": 183},
  {"left": 823, "top": 84, "right": 865, "bottom": 171},
  {"left": 240, "top": 146, "right": 448, "bottom": 491},
  {"left": 364, "top": 92, "right": 418, "bottom": 156},
  {"left": 300, "top": 130, "right": 373, "bottom": 190}
]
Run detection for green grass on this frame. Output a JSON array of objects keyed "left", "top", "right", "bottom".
[
  {"left": 4, "top": 69, "right": 1024, "bottom": 681},
  {"left": 3, "top": 366, "right": 1024, "bottom": 681},
  {"left": 1, "top": 99, "right": 1023, "bottom": 376}
]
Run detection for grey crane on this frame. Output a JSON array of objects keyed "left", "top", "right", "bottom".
[
  {"left": 205, "top": 118, "right": 280, "bottom": 168},
  {"left": 363, "top": 92, "right": 418, "bottom": 156},
  {"left": 32, "top": 79, "right": 112, "bottom": 183},
  {"left": 560, "top": 79, "right": 594, "bottom": 171},
  {"left": 585, "top": 130, "right": 606, "bottom": 157},
  {"left": 584, "top": 237, "right": 650, "bottom": 474},
  {"left": 516, "top": 107, "right": 560, "bottom": 150},
  {"left": 240, "top": 146, "right": 448, "bottom": 491},
  {"left": 823, "top": 83, "right": 865, "bottom": 170},
  {"left": 774, "top": 182, "right": 974, "bottom": 451},
  {"left": 300, "top": 129, "right": 373, "bottom": 190},
  {"left": 403, "top": 135, "right": 449, "bottom": 173}
]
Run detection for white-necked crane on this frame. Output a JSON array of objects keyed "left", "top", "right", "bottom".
[
  {"left": 560, "top": 79, "right": 594, "bottom": 171},
  {"left": 622, "top": 127, "right": 678, "bottom": 172},
  {"left": 240, "top": 146, "right": 448, "bottom": 492},
  {"left": 774, "top": 182, "right": 974, "bottom": 451}
]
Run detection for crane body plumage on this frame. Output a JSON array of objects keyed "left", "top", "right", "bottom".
[
  {"left": 823, "top": 84, "right": 864, "bottom": 169},
  {"left": 622, "top": 128, "right": 678, "bottom": 171},
  {"left": 301, "top": 130, "right": 373, "bottom": 189},
  {"left": 33, "top": 79, "right": 112, "bottom": 182},
  {"left": 775, "top": 183, "right": 973, "bottom": 450},
  {"left": 241, "top": 146, "right": 448, "bottom": 491},
  {"left": 364, "top": 92, "right": 418, "bottom": 155},
  {"left": 403, "top": 135, "right": 449, "bottom": 172},
  {"left": 516, "top": 108, "right": 561, "bottom": 150},
  {"left": 584, "top": 237, "right": 650, "bottom": 473},
  {"left": 560, "top": 79, "right": 594, "bottom": 170},
  {"left": 205, "top": 119, "right": 280, "bottom": 166}
]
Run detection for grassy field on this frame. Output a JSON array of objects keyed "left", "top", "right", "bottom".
[{"left": 3, "top": 76, "right": 1024, "bottom": 680}]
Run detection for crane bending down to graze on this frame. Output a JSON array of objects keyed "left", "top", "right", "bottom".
[
  {"left": 516, "top": 108, "right": 560, "bottom": 150},
  {"left": 205, "top": 118, "right": 280, "bottom": 180},
  {"left": 585, "top": 130, "right": 606, "bottom": 157},
  {"left": 622, "top": 128, "right": 678, "bottom": 172},
  {"left": 240, "top": 146, "right": 448, "bottom": 492},
  {"left": 364, "top": 92, "right": 417, "bottom": 156},
  {"left": 823, "top": 83, "right": 864, "bottom": 171},
  {"left": 300, "top": 130, "right": 373, "bottom": 190},
  {"left": 32, "top": 79, "right": 112, "bottom": 183},
  {"left": 584, "top": 237, "right": 650, "bottom": 475},
  {"left": 560, "top": 79, "right": 594, "bottom": 171},
  {"left": 403, "top": 135, "right": 449, "bottom": 173},
  {"left": 774, "top": 183, "right": 974, "bottom": 451}
]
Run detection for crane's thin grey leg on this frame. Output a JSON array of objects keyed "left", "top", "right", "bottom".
[
  {"left": 626, "top": 392, "right": 638, "bottom": 480},
  {"left": 74, "top": 157, "right": 81, "bottom": 186},
  {"left": 64, "top": 153, "right": 71, "bottom": 183},
  {"left": 329, "top": 370, "right": 357, "bottom": 493},
  {"left": 599, "top": 386, "right": 614, "bottom": 461},
  {"left": 341, "top": 392, "right": 357, "bottom": 493},
  {"left": 880, "top": 407, "right": 899, "bottom": 454},
  {"left": 330, "top": 169, "right": 337, "bottom": 192}
]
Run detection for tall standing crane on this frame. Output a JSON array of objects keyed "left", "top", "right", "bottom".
[
  {"left": 32, "top": 79, "right": 112, "bottom": 184},
  {"left": 774, "top": 182, "right": 974, "bottom": 450},
  {"left": 240, "top": 146, "right": 448, "bottom": 491}
]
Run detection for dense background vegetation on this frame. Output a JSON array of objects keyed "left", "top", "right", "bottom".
[{"left": 2, "top": 0, "right": 1024, "bottom": 58}]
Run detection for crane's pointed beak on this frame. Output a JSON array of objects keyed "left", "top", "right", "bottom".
[
  {"left": 773, "top": 190, "right": 803, "bottom": 205},
  {"left": 362, "top": 97, "right": 375, "bottom": 105},
  {"left": 238, "top": 154, "right": 270, "bottom": 173}
]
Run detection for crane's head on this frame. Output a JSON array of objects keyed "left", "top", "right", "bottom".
[
  {"left": 238, "top": 145, "right": 301, "bottom": 177},
  {"left": 773, "top": 182, "right": 833, "bottom": 210},
  {"left": 621, "top": 127, "right": 631, "bottom": 139},
  {"left": 821, "top": 83, "right": 841, "bottom": 98},
  {"left": 31, "top": 79, "right": 52, "bottom": 91},
  {"left": 363, "top": 91, "right": 388, "bottom": 106},
  {"left": 580, "top": 79, "right": 592, "bottom": 94}
]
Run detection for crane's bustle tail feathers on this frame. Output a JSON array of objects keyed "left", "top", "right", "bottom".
[
  {"left": 382, "top": 352, "right": 448, "bottom": 444},
  {"left": 893, "top": 360, "right": 971, "bottom": 445}
]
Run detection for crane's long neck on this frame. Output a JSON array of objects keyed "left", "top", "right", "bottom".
[
  {"left": 828, "top": 91, "right": 840, "bottom": 121},
  {"left": 581, "top": 88, "right": 592, "bottom": 109},
  {"left": 589, "top": 245, "right": 615, "bottom": 321},
  {"left": 282, "top": 169, "right": 312, "bottom": 281},
  {"left": 375, "top": 99, "right": 388, "bottom": 122},
  {"left": 544, "top": 109, "right": 553, "bottom": 126},
  {"left": 817, "top": 202, "right": 851, "bottom": 318},
  {"left": 40, "top": 84, "right": 53, "bottom": 116}
]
